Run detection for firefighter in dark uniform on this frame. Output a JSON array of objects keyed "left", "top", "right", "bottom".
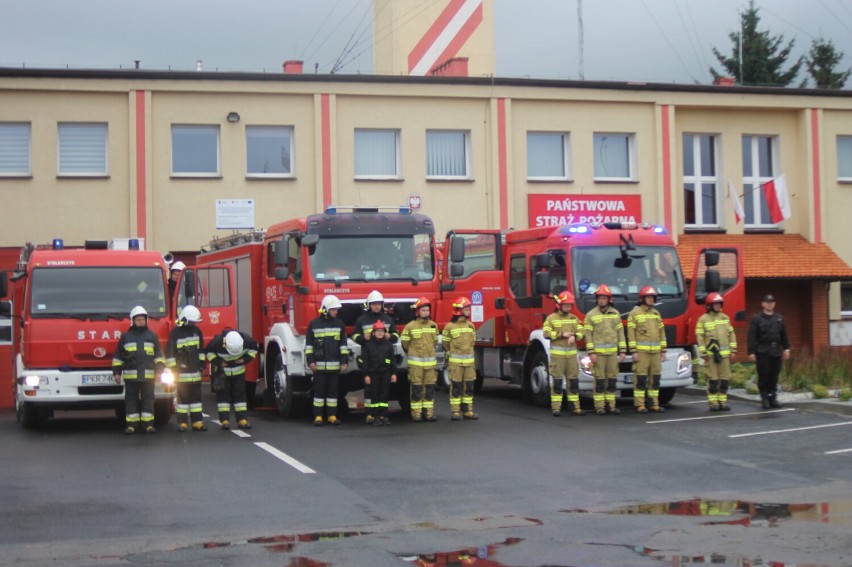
[
  {"left": 584, "top": 284, "right": 627, "bottom": 415},
  {"left": 166, "top": 305, "right": 207, "bottom": 431},
  {"left": 307, "top": 294, "right": 349, "bottom": 426},
  {"left": 542, "top": 291, "right": 585, "bottom": 417},
  {"left": 206, "top": 329, "right": 259, "bottom": 429},
  {"left": 696, "top": 292, "right": 738, "bottom": 411},
  {"left": 360, "top": 320, "right": 397, "bottom": 425},
  {"left": 748, "top": 294, "right": 790, "bottom": 409},
  {"left": 167, "top": 261, "right": 185, "bottom": 302},
  {"left": 627, "top": 286, "right": 667, "bottom": 413},
  {"left": 442, "top": 296, "right": 478, "bottom": 421},
  {"left": 352, "top": 289, "right": 398, "bottom": 423},
  {"left": 401, "top": 296, "right": 439, "bottom": 422},
  {"left": 112, "top": 305, "right": 167, "bottom": 434}
]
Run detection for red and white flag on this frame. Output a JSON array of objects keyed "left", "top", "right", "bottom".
[
  {"left": 727, "top": 181, "right": 745, "bottom": 224},
  {"left": 762, "top": 175, "right": 791, "bottom": 223}
]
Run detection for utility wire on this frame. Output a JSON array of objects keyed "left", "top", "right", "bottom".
[
  {"left": 299, "top": 0, "right": 346, "bottom": 62},
  {"left": 638, "top": 0, "right": 701, "bottom": 83},
  {"left": 672, "top": 0, "right": 709, "bottom": 82},
  {"left": 305, "top": 0, "right": 366, "bottom": 71}
]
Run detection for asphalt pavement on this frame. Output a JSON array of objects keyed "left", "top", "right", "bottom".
[{"left": 680, "top": 384, "right": 852, "bottom": 416}]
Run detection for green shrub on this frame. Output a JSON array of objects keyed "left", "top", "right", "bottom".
[
  {"left": 780, "top": 349, "right": 852, "bottom": 392},
  {"left": 730, "top": 363, "right": 755, "bottom": 389},
  {"left": 811, "top": 384, "right": 829, "bottom": 399},
  {"left": 839, "top": 388, "right": 852, "bottom": 402}
]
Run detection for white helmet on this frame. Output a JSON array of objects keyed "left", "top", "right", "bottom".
[
  {"left": 129, "top": 305, "right": 148, "bottom": 319},
  {"left": 319, "top": 294, "right": 343, "bottom": 314},
  {"left": 366, "top": 290, "right": 384, "bottom": 305},
  {"left": 224, "top": 331, "right": 244, "bottom": 355},
  {"left": 171, "top": 261, "right": 186, "bottom": 272},
  {"left": 179, "top": 305, "right": 202, "bottom": 323}
]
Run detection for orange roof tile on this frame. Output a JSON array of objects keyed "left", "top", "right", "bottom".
[{"left": 676, "top": 234, "right": 852, "bottom": 280}]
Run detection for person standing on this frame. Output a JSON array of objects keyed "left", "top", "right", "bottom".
[
  {"left": 626, "top": 286, "right": 667, "bottom": 413},
  {"left": 306, "top": 294, "right": 349, "bottom": 426},
  {"left": 112, "top": 306, "right": 167, "bottom": 434},
  {"left": 352, "top": 290, "right": 398, "bottom": 423},
  {"left": 168, "top": 261, "right": 185, "bottom": 302},
  {"left": 166, "top": 305, "right": 207, "bottom": 431},
  {"left": 748, "top": 294, "right": 790, "bottom": 409},
  {"left": 360, "top": 320, "right": 397, "bottom": 425},
  {"left": 542, "top": 291, "right": 584, "bottom": 417},
  {"left": 696, "top": 292, "right": 737, "bottom": 411},
  {"left": 442, "top": 296, "right": 478, "bottom": 421},
  {"left": 206, "top": 329, "right": 259, "bottom": 429},
  {"left": 401, "top": 296, "right": 439, "bottom": 422},
  {"left": 584, "top": 284, "right": 627, "bottom": 415}
]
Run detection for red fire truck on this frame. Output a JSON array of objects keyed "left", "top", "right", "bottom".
[
  {"left": 194, "top": 206, "right": 441, "bottom": 417},
  {"left": 0, "top": 238, "right": 235, "bottom": 428},
  {"left": 438, "top": 222, "right": 745, "bottom": 406}
]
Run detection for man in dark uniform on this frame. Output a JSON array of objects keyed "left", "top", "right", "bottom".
[{"left": 747, "top": 294, "right": 791, "bottom": 409}]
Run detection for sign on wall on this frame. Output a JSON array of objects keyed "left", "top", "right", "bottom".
[
  {"left": 528, "top": 194, "right": 642, "bottom": 228},
  {"left": 216, "top": 199, "right": 255, "bottom": 230}
]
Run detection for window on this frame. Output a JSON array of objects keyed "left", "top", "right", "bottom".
[
  {"left": 193, "top": 267, "right": 232, "bottom": 308},
  {"left": 0, "top": 300, "right": 11, "bottom": 345},
  {"left": 247, "top": 126, "right": 293, "bottom": 177},
  {"left": 0, "top": 122, "right": 31, "bottom": 176},
  {"left": 58, "top": 123, "right": 107, "bottom": 176},
  {"left": 508, "top": 254, "right": 527, "bottom": 297},
  {"left": 742, "top": 135, "right": 779, "bottom": 226},
  {"left": 426, "top": 130, "right": 470, "bottom": 179},
  {"left": 682, "top": 134, "right": 720, "bottom": 227},
  {"left": 837, "top": 135, "right": 852, "bottom": 181},
  {"left": 172, "top": 125, "right": 220, "bottom": 176},
  {"left": 842, "top": 282, "right": 852, "bottom": 316},
  {"left": 453, "top": 233, "right": 498, "bottom": 277},
  {"left": 354, "top": 129, "right": 400, "bottom": 179},
  {"left": 594, "top": 132, "right": 635, "bottom": 181},
  {"left": 527, "top": 132, "right": 571, "bottom": 180}
]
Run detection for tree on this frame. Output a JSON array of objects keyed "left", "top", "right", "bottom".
[
  {"left": 805, "top": 38, "right": 850, "bottom": 89},
  {"left": 710, "top": 0, "right": 803, "bottom": 87}
]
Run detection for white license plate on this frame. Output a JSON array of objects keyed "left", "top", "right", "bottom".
[{"left": 82, "top": 374, "right": 119, "bottom": 385}]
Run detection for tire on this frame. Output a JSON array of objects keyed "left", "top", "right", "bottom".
[
  {"left": 272, "top": 352, "right": 295, "bottom": 418},
  {"left": 523, "top": 350, "right": 551, "bottom": 408},
  {"left": 154, "top": 398, "right": 173, "bottom": 427},
  {"left": 474, "top": 369, "right": 484, "bottom": 394},
  {"left": 17, "top": 401, "right": 41, "bottom": 429},
  {"left": 658, "top": 387, "right": 676, "bottom": 405}
]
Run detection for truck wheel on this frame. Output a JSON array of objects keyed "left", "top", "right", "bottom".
[
  {"left": 658, "top": 387, "right": 676, "bottom": 405},
  {"left": 273, "top": 353, "right": 295, "bottom": 418},
  {"left": 154, "top": 399, "right": 173, "bottom": 427},
  {"left": 523, "top": 350, "right": 551, "bottom": 408},
  {"left": 17, "top": 401, "right": 41, "bottom": 429},
  {"left": 474, "top": 370, "right": 484, "bottom": 394}
]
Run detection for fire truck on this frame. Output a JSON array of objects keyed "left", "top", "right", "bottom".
[
  {"left": 438, "top": 222, "right": 745, "bottom": 406},
  {"left": 194, "top": 206, "right": 440, "bottom": 417},
  {"left": 0, "top": 238, "right": 235, "bottom": 429}
]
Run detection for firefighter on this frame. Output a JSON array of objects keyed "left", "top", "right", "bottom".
[
  {"left": 442, "top": 296, "right": 478, "bottom": 421},
  {"left": 352, "top": 289, "right": 399, "bottom": 423},
  {"left": 543, "top": 291, "right": 585, "bottom": 417},
  {"left": 166, "top": 305, "right": 207, "bottom": 431},
  {"left": 112, "top": 305, "right": 167, "bottom": 434},
  {"left": 696, "top": 292, "right": 737, "bottom": 411},
  {"left": 401, "top": 296, "right": 439, "bottom": 422},
  {"left": 360, "top": 320, "right": 397, "bottom": 425},
  {"left": 748, "top": 294, "right": 790, "bottom": 409},
  {"left": 168, "top": 260, "right": 185, "bottom": 302},
  {"left": 627, "top": 286, "right": 668, "bottom": 413},
  {"left": 306, "top": 294, "right": 349, "bottom": 426},
  {"left": 206, "top": 329, "right": 259, "bottom": 429},
  {"left": 584, "top": 284, "right": 627, "bottom": 415}
]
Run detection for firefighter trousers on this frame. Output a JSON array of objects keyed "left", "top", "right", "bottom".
[
  {"left": 549, "top": 355, "right": 580, "bottom": 412},
  {"left": 756, "top": 354, "right": 782, "bottom": 400},
  {"left": 313, "top": 371, "right": 340, "bottom": 418},
  {"left": 408, "top": 366, "right": 436, "bottom": 419},
  {"left": 448, "top": 363, "right": 476, "bottom": 414},
  {"left": 176, "top": 381, "right": 203, "bottom": 424},
  {"left": 216, "top": 376, "right": 248, "bottom": 423},
  {"left": 125, "top": 379, "right": 155, "bottom": 428},
  {"left": 368, "top": 371, "right": 392, "bottom": 418}
]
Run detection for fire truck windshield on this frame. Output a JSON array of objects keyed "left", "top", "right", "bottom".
[
  {"left": 571, "top": 246, "right": 684, "bottom": 299},
  {"left": 28, "top": 267, "right": 168, "bottom": 319},
  {"left": 309, "top": 234, "right": 434, "bottom": 282}
]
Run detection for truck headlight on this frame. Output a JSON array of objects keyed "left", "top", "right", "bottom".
[
  {"left": 24, "top": 375, "right": 43, "bottom": 387},
  {"left": 580, "top": 355, "right": 593, "bottom": 376},
  {"left": 677, "top": 352, "right": 692, "bottom": 374},
  {"left": 160, "top": 369, "right": 175, "bottom": 385}
]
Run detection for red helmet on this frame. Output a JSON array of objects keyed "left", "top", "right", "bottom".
[
  {"left": 372, "top": 320, "right": 387, "bottom": 332},
  {"left": 594, "top": 284, "right": 613, "bottom": 298},
  {"left": 452, "top": 296, "right": 472, "bottom": 315},
  {"left": 414, "top": 297, "right": 431, "bottom": 310},
  {"left": 707, "top": 292, "right": 724, "bottom": 304},
  {"left": 554, "top": 291, "right": 575, "bottom": 305},
  {"left": 639, "top": 286, "right": 659, "bottom": 298}
]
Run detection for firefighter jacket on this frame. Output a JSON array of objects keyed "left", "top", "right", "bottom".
[
  {"left": 305, "top": 314, "right": 349, "bottom": 372},
  {"left": 401, "top": 317, "right": 439, "bottom": 368},
  {"left": 206, "top": 330, "right": 260, "bottom": 378},
  {"left": 360, "top": 336, "right": 397, "bottom": 376},
  {"left": 747, "top": 311, "right": 790, "bottom": 357},
  {"left": 442, "top": 318, "right": 476, "bottom": 366},
  {"left": 627, "top": 304, "right": 667, "bottom": 353},
  {"left": 352, "top": 311, "right": 399, "bottom": 345},
  {"left": 696, "top": 311, "right": 737, "bottom": 358},
  {"left": 112, "top": 326, "right": 166, "bottom": 380},
  {"left": 165, "top": 322, "right": 205, "bottom": 382},
  {"left": 543, "top": 311, "right": 584, "bottom": 358},
  {"left": 584, "top": 306, "right": 626, "bottom": 355}
]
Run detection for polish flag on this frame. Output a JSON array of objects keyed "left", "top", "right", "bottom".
[
  {"left": 762, "top": 175, "right": 791, "bottom": 223},
  {"left": 727, "top": 181, "right": 745, "bottom": 224}
]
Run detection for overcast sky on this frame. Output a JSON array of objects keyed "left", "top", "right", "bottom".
[{"left": 2, "top": 0, "right": 851, "bottom": 85}]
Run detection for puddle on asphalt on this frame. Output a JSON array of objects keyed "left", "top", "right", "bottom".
[{"left": 400, "top": 537, "right": 524, "bottom": 566}]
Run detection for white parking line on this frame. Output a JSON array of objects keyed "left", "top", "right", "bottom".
[
  {"left": 825, "top": 447, "right": 852, "bottom": 455},
  {"left": 231, "top": 430, "right": 252, "bottom": 438},
  {"left": 729, "top": 421, "right": 852, "bottom": 438},
  {"left": 254, "top": 442, "right": 316, "bottom": 474},
  {"left": 647, "top": 408, "right": 795, "bottom": 423}
]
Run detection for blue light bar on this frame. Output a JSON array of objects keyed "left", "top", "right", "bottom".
[
  {"left": 128, "top": 238, "right": 140, "bottom": 250},
  {"left": 653, "top": 226, "right": 668, "bottom": 234},
  {"left": 52, "top": 239, "right": 64, "bottom": 250}
]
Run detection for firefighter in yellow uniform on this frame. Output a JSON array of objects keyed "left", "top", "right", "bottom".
[
  {"left": 543, "top": 291, "right": 585, "bottom": 417},
  {"left": 442, "top": 296, "right": 478, "bottom": 421},
  {"left": 584, "top": 284, "right": 626, "bottom": 415},
  {"left": 627, "top": 286, "right": 667, "bottom": 413},
  {"left": 401, "top": 296, "right": 439, "bottom": 422},
  {"left": 696, "top": 292, "right": 737, "bottom": 411}
]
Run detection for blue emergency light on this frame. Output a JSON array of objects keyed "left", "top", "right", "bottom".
[
  {"left": 52, "top": 239, "right": 64, "bottom": 250},
  {"left": 128, "top": 238, "right": 140, "bottom": 250}
]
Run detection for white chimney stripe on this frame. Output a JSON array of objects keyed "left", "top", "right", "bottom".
[{"left": 410, "top": 0, "right": 481, "bottom": 76}]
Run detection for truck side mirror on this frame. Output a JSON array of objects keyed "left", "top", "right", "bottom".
[
  {"left": 535, "top": 253, "right": 550, "bottom": 270},
  {"left": 274, "top": 267, "right": 290, "bottom": 281},
  {"left": 450, "top": 263, "right": 464, "bottom": 278},
  {"left": 274, "top": 236, "right": 290, "bottom": 266},
  {"left": 450, "top": 236, "right": 466, "bottom": 263},
  {"left": 704, "top": 250, "right": 720, "bottom": 267},
  {"left": 704, "top": 269, "right": 721, "bottom": 293},
  {"left": 0, "top": 271, "right": 7, "bottom": 298},
  {"left": 532, "top": 271, "right": 550, "bottom": 295}
]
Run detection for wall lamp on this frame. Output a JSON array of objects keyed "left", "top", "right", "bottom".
[{"left": 227, "top": 111, "right": 240, "bottom": 123}]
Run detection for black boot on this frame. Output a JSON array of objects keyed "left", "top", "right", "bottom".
[
  {"left": 761, "top": 396, "right": 771, "bottom": 410},
  {"left": 768, "top": 395, "right": 783, "bottom": 408}
]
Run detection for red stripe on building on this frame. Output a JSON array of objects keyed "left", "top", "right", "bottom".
[
  {"left": 408, "top": 0, "right": 467, "bottom": 74},
  {"left": 497, "top": 98, "right": 508, "bottom": 229},
  {"left": 426, "top": 3, "right": 482, "bottom": 74},
  {"left": 134, "top": 90, "right": 146, "bottom": 240},
  {"left": 811, "top": 108, "right": 822, "bottom": 243},
  {"left": 661, "top": 105, "right": 672, "bottom": 234},
  {"left": 321, "top": 94, "right": 333, "bottom": 209}
]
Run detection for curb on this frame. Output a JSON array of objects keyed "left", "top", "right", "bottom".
[{"left": 679, "top": 386, "right": 852, "bottom": 417}]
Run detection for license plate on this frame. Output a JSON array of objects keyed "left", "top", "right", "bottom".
[
  {"left": 82, "top": 374, "right": 119, "bottom": 385},
  {"left": 622, "top": 374, "right": 633, "bottom": 384}
]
